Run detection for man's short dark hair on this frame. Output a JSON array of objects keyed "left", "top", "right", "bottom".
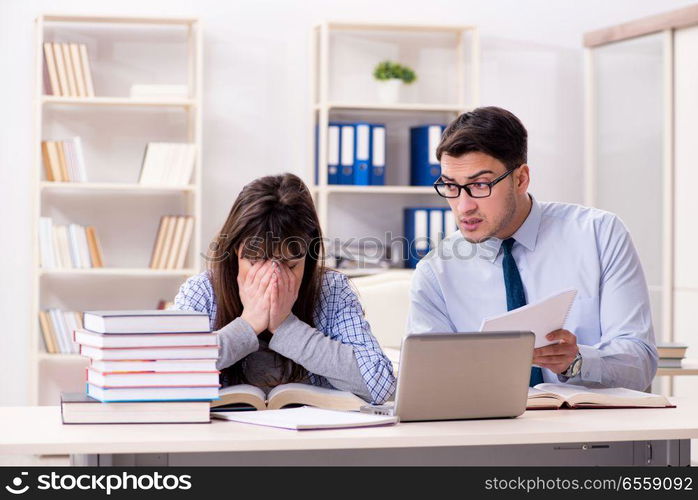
[{"left": 435, "top": 106, "right": 527, "bottom": 170}]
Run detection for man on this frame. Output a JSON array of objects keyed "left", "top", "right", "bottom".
[{"left": 407, "top": 106, "right": 657, "bottom": 391}]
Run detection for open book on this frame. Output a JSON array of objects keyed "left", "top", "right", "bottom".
[
  {"left": 211, "top": 383, "right": 367, "bottom": 411},
  {"left": 527, "top": 383, "right": 673, "bottom": 409}
]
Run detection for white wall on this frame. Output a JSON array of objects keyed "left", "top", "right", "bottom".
[{"left": 1, "top": 0, "right": 694, "bottom": 405}]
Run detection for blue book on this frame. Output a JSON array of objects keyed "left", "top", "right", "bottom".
[
  {"left": 353, "top": 123, "right": 371, "bottom": 185},
  {"left": 339, "top": 124, "right": 355, "bottom": 185},
  {"left": 370, "top": 124, "right": 386, "bottom": 185},
  {"left": 410, "top": 125, "right": 445, "bottom": 186}
]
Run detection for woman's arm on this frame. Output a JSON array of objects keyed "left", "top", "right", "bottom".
[
  {"left": 170, "top": 272, "right": 259, "bottom": 371},
  {"left": 269, "top": 272, "right": 396, "bottom": 404}
]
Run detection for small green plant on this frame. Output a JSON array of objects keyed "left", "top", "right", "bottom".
[{"left": 373, "top": 61, "right": 417, "bottom": 84}]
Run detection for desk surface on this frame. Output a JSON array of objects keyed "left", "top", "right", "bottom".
[{"left": 1, "top": 399, "right": 697, "bottom": 456}]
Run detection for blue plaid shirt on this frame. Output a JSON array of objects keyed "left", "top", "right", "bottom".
[{"left": 171, "top": 269, "right": 396, "bottom": 404}]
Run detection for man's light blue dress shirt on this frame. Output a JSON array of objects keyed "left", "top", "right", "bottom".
[{"left": 407, "top": 195, "right": 658, "bottom": 391}]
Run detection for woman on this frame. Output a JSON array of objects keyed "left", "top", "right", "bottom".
[{"left": 171, "top": 173, "right": 395, "bottom": 404}]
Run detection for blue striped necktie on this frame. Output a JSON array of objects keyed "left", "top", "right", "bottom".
[{"left": 502, "top": 238, "right": 543, "bottom": 387}]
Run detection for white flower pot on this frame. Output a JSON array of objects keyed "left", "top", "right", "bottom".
[{"left": 376, "top": 79, "right": 403, "bottom": 104}]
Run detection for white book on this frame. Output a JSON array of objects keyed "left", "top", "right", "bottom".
[
  {"left": 62, "top": 140, "right": 76, "bottom": 182},
  {"left": 87, "top": 368, "right": 219, "bottom": 388},
  {"left": 480, "top": 288, "right": 578, "bottom": 348},
  {"left": 87, "top": 384, "right": 219, "bottom": 403},
  {"left": 212, "top": 406, "right": 398, "bottom": 430},
  {"left": 80, "top": 344, "right": 219, "bottom": 361},
  {"left": 74, "top": 329, "right": 217, "bottom": 348},
  {"left": 90, "top": 359, "right": 217, "bottom": 373},
  {"left": 56, "top": 225, "right": 72, "bottom": 269},
  {"left": 49, "top": 308, "right": 69, "bottom": 354},
  {"left": 72, "top": 137, "right": 88, "bottom": 182},
  {"left": 161, "top": 143, "right": 178, "bottom": 186},
  {"left": 83, "top": 309, "right": 210, "bottom": 334},
  {"left": 78, "top": 225, "right": 92, "bottom": 268},
  {"left": 527, "top": 383, "right": 672, "bottom": 409},
  {"left": 177, "top": 144, "right": 196, "bottom": 185},
  {"left": 67, "top": 224, "right": 82, "bottom": 268},
  {"left": 63, "top": 310, "right": 80, "bottom": 354},
  {"left": 38, "top": 217, "right": 55, "bottom": 268}
]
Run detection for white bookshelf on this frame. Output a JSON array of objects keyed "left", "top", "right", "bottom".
[
  {"left": 31, "top": 14, "right": 203, "bottom": 405},
  {"left": 309, "top": 21, "right": 479, "bottom": 275}
]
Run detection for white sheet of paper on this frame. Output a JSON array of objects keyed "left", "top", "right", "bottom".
[
  {"left": 480, "top": 289, "right": 577, "bottom": 348},
  {"left": 211, "top": 406, "right": 398, "bottom": 430}
]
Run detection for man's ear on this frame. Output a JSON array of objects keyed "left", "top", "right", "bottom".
[{"left": 516, "top": 164, "right": 530, "bottom": 193}]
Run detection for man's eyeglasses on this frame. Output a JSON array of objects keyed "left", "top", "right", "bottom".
[{"left": 433, "top": 165, "right": 521, "bottom": 199}]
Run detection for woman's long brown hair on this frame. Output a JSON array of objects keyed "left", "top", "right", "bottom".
[{"left": 208, "top": 173, "right": 325, "bottom": 386}]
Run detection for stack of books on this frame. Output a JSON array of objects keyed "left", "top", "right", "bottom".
[
  {"left": 657, "top": 343, "right": 689, "bottom": 369},
  {"left": 62, "top": 310, "right": 219, "bottom": 424},
  {"left": 38, "top": 217, "right": 104, "bottom": 269},
  {"left": 41, "top": 138, "right": 88, "bottom": 182},
  {"left": 149, "top": 215, "right": 195, "bottom": 269},
  {"left": 43, "top": 42, "right": 95, "bottom": 97}
]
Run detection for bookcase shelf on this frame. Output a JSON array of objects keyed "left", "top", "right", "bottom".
[
  {"left": 309, "top": 21, "right": 478, "bottom": 274},
  {"left": 31, "top": 14, "right": 203, "bottom": 406},
  {"left": 313, "top": 185, "right": 435, "bottom": 195},
  {"left": 39, "top": 268, "right": 197, "bottom": 277},
  {"left": 41, "top": 96, "right": 196, "bottom": 108},
  {"left": 315, "top": 102, "right": 466, "bottom": 113},
  {"left": 41, "top": 181, "right": 196, "bottom": 194}
]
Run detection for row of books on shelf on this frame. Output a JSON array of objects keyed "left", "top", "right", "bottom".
[
  {"left": 38, "top": 218, "right": 104, "bottom": 269},
  {"left": 41, "top": 139, "right": 195, "bottom": 186},
  {"left": 43, "top": 42, "right": 95, "bottom": 98},
  {"left": 150, "top": 215, "right": 195, "bottom": 269},
  {"left": 403, "top": 207, "right": 459, "bottom": 268},
  {"left": 315, "top": 123, "right": 445, "bottom": 186},
  {"left": 139, "top": 142, "right": 196, "bottom": 187},
  {"left": 41, "top": 138, "right": 88, "bottom": 182},
  {"left": 38, "top": 309, "right": 82, "bottom": 354}
]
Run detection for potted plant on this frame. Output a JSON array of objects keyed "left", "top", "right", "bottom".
[{"left": 373, "top": 60, "right": 416, "bottom": 103}]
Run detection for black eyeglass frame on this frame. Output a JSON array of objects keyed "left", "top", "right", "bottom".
[{"left": 433, "top": 165, "right": 522, "bottom": 199}]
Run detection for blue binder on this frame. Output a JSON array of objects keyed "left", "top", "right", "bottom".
[
  {"left": 370, "top": 124, "right": 386, "bottom": 185},
  {"left": 410, "top": 125, "right": 445, "bottom": 186},
  {"left": 314, "top": 123, "right": 342, "bottom": 185},
  {"left": 327, "top": 123, "right": 341, "bottom": 185},
  {"left": 353, "top": 123, "right": 371, "bottom": 185},
  {"left": 339, "top": 124, "right": 355, "bottom": 185},
  {"left": 403, "top": 207, "right": 431, "bottom": 269}
]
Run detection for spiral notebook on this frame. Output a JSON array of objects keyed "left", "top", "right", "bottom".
[{"left": 480, "top": 289, "right": 577, "bottom": 348}]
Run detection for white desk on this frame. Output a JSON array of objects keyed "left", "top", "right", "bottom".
[{"left": 1, "top": 399, "right": 696, "bottom": 466}]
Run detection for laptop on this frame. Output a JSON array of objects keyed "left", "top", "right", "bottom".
[{"left": 362, "top": 331, "right": 534, "bottom": 422}]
